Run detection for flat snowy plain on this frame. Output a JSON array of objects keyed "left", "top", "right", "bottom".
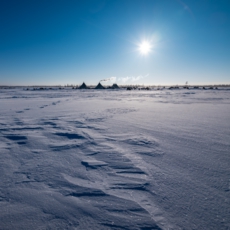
[{"left": 0, "top": 87, "right": 230, "bottom": 230}]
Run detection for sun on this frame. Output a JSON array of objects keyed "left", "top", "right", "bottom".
[{"left": 139, "top": 41, "right": 151, "bottom": 55}]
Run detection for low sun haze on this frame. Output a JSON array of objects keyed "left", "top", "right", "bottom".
[{"left": 0, "top": 0, "right": 230, "bottom": 85}]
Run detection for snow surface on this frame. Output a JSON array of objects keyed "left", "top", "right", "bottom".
[{"left": 0, "top": 88, "right": 230, "bottom": 230}]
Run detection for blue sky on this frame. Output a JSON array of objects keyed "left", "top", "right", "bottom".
[{"left": 0, "top": 0, "right": 230, "bottom": 85}]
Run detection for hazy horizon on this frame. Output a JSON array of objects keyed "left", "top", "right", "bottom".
[{"left": 1, "top": 83, "right": 230, "bottom": 88}]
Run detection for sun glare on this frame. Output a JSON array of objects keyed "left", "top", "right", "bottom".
[{"left": 139, "top": 41, "right": 151, "bottom": 55}]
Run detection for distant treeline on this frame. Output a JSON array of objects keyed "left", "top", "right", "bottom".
[{"left": 1, "top": 84, "right": 230, "bottom": 89}]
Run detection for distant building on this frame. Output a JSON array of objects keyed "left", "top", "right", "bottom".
[
  {"left": 78, "top": 82, "right": 88, "bottom": 89},
  {"left": 95, "top": 82, "right": 105, "bottom": 89},
  {"left": 111, "top": 83, "right": 119, "bottom": 89}
]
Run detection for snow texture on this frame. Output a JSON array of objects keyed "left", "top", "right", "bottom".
[{"left": 0, "top": 88, "right": 230, "bottom": 230}]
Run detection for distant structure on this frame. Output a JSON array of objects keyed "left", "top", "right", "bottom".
[
  {"left": 111, "top": 83, "right": 119, "bottom": 89},
  {"left": 95, "top": 82, "right": 105, "bottom": 89},
  {"left": 78, "top": 82, "right": 88, "bottom": 89}
]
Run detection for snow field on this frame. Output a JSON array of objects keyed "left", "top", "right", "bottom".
[{"left": 0, "top": 88, "right": 230, "bottom": 229}]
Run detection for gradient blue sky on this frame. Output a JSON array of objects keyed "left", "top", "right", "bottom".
[{"left": 0, "top": 0, "right": 230, "bottom": 85}]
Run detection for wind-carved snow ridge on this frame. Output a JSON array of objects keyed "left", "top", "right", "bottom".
[{"left": 0, "top": 88, "right": 230, "bottom": 229}]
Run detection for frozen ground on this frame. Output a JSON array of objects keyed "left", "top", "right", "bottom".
[{"left": 0, "top": 88, "right": 230, "bottom": 230}]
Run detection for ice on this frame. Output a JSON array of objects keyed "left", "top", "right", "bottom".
[{"left": 0, "top": 87, "right": 230, "bottom": 229}]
